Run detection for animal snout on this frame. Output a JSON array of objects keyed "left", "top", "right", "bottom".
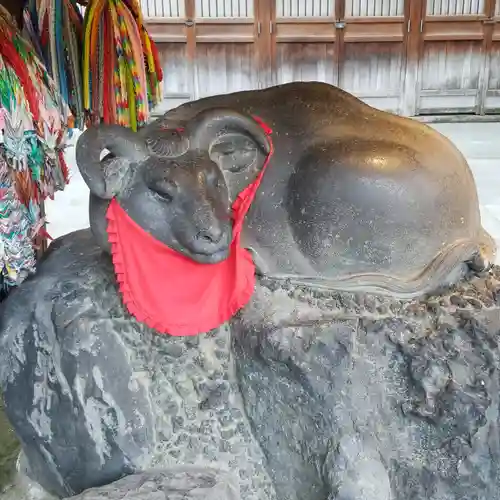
[{"left": 196, "top": 226, "right": 223, "bottom": 245}]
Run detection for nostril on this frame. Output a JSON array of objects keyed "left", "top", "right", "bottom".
[{"left": 197, "top": 228, "right": 223, "bottom": 244}]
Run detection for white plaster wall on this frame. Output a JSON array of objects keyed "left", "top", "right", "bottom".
[{"left": 44, "top": 130, "right": 89, "bottom": 239}]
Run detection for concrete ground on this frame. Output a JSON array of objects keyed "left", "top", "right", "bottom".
[{"left": 45, "top": 122, "right": 500, "bottom": 264}]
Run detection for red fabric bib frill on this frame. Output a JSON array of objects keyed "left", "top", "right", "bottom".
[{"left": 106, "top": 117, "right": 273, "bottom": 336}]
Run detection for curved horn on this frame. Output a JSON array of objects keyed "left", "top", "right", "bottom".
[
  {"left": 76, "top": 124, "right": 148, "bottom": 199},
  {"left": 188, "top": 108, "right": 271, "bottom": 156},
  {"left": 143, "top": 127, "right": 190, "bottom": 158}
]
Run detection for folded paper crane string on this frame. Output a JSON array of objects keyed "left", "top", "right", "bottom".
[
  {"left": 0, "top": 5, "right": 72, "bottom": 295},
  {"left": 83, "top": 0, "right": 163, "bottom": 131},
  {"left": 23, "top": 0, "right": 85, "bottom": 129}
]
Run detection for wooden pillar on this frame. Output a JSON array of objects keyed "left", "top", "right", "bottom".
[
  {"left": 334, "top": 0, "right": 345, "bottom": 88},
  {"left": 401, "top": 0, "right": 424, "bottom": 116},
  {"left": 184, "top": 0, "right": 197, "bottom": 99},
  {"left": 477, "top": 0, "right": 497, "bottom": 115},
  {"left": 255, "top": 0, "right": 274, "bottom": 89}
]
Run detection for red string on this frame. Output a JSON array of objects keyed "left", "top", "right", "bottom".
[
  {"left": 38, "top": 227, "right": 53, "bottom": 241},
  {"left": 252, "top": 115, "right": 273, "bottom": 136},
  {"left": 231, "top": 116, "right": 274, "bottom": 234},
  {"left": 58, "top": 149, "right": 70, "bottom": 184},
  {"left": 40, "top": 14, "right": 49, "bottom": 47},
  {"left": 149, "top": 36, "right": 163, "bottom": 81}
]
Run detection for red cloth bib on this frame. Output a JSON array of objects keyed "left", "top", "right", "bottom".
[{"left": 106, "top": 117, "right": 273, "bottom": 336}]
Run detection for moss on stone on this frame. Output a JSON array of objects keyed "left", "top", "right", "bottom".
[{"left": 0, "top": 398, "right": 20, "bottom": 492}]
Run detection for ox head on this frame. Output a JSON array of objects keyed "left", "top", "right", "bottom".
[{"left": 76, "top": 108, "right": 271, "bottom": 264}]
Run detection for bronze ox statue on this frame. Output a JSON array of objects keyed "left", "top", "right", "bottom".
[
  {"left": 81, "top": 81, "right": 494, "bottom": 296},
  {"left": 0, "top": 82, "right": 498, "bottom": 500}
]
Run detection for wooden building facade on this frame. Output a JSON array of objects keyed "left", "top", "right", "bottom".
[{"left": 143, "top": 0, "right": 500, "bottom": 116}]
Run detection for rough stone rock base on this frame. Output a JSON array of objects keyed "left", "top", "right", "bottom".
[
  {"left": 2, "top": 230, "right": 500, "bottom": 500},
  {"left": 232, "top": 268, "right": 500, "bottom": 500},
  {"left": 0, "top": 231, "right": 274, "bottom": 500},
  {"left": 66, "top": 468, "right": 239, "bottom": 500}
]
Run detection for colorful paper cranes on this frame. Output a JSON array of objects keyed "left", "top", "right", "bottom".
[
  {"left": 23, "top": 0, "right": 164, "bottom": 131},
  {"left": 83, "top": 0, "right": 164, "bottom": 131},
  {"left": 23, "top": 0, "right": 85, "bottom": 130},
  {"left": 0, "top": 0, "right": 163, "bottom": 296},
  {"left": 0, "top": 5, "right": 71, "bottom": 294}
]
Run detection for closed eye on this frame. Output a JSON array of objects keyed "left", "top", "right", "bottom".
[
  {"left": 211, "top": 144, "right": 236, "bottom": 157},
  {"left": 151, "top": 180, "right": 178, "bottom": 202},
  {"left": 153, "top": 190, "right": 173, "bottom": 203}
]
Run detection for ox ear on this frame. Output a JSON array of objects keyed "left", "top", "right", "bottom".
[
  {"left": 187, "top": 108, "right": 271, "bottom": 173},
  {"left": 76, "top": 124, "right": 148, "bottom": 199}
]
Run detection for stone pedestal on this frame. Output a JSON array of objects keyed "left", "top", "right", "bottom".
[
  {"left": 1, "top": 230, "right": 500, "bottom": 499},
  {"left": 67, "top": 469, "right": 239, "bottom": 499}
]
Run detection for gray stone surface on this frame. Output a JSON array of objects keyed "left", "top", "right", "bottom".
[
  {"left": 232, "top": 269, "right": 500, "bottom": 500},
  {"left": 0, "top": 230, "right": 274, "bottom": 500},
  {"left": 66, "top": 468, "right": 239, "bottom": 499}
]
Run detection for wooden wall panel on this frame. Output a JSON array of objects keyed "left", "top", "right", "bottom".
[
  {"left": 426, "top": 0, "right": 485, "bottom": 16},
  {"left": 154, "top": 43, "right": 193, "bottom": 114},
  {"left": 487, "top": 42, "right": 500, "bottom": 86},
  {"left": 420, "top": 41, "right": 482, "bottom": 90},
  {"left": 194, "top": 43, "right": 257, "bottom": 97},
  {"left": 340, "top": 42, "right": 404, "bottom": 110},
  {"left": 338, "top": 1, "right": 406, "bottom": 113},
  {"left": 340, "top": 43, "right": 403, "bottom": 92},
  {"left": 416, "top": 0, "right": 490, "bottom": 115},
  {"left": 276, "top": 0, "right": 334, "bottom": 17},
  {"left": 272, "top": 0, "right": 337, "bottom": 88},
  {"left": 143, "top": 0, "right": 500, "bottom": 117},
  {"left": 345, "top": 0, "right": 404, "bottom": 17},
  {"left": 142, "top": 0, "right": 184, "bottom": 17},
  {"left": 418, "top": 41, "right": 483, "bottom": 113},
  {"left": 145, "top": 1, "right": 259, "bottom": 115},
  {"left": 275, "top": 43, "right": 337, "bottom": 84},
  {"left": 195, "top": 0, "right": 253, "bottom": 17},
  {"left": 158, "top": 43, "right": 192, "bottom": 94},
  {"left": 484, "top": 42, "right": 500, "bottom": 112}
]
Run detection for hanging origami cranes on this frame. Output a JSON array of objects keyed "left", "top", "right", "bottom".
[
  {"left": 0, "top": 5, "right": 72, "bottom": 294},
  {"left": 83, "top": 0, "right": 163, "bottom": 131},
  {"left": 23, "top": 0, "right": 86, "bottom": 130},
  {"left": 24, "top": 0, "right": 163, "bottom": 131},
  {"left": 0, "top": 0, "right": 163, "bottom": 297}
]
